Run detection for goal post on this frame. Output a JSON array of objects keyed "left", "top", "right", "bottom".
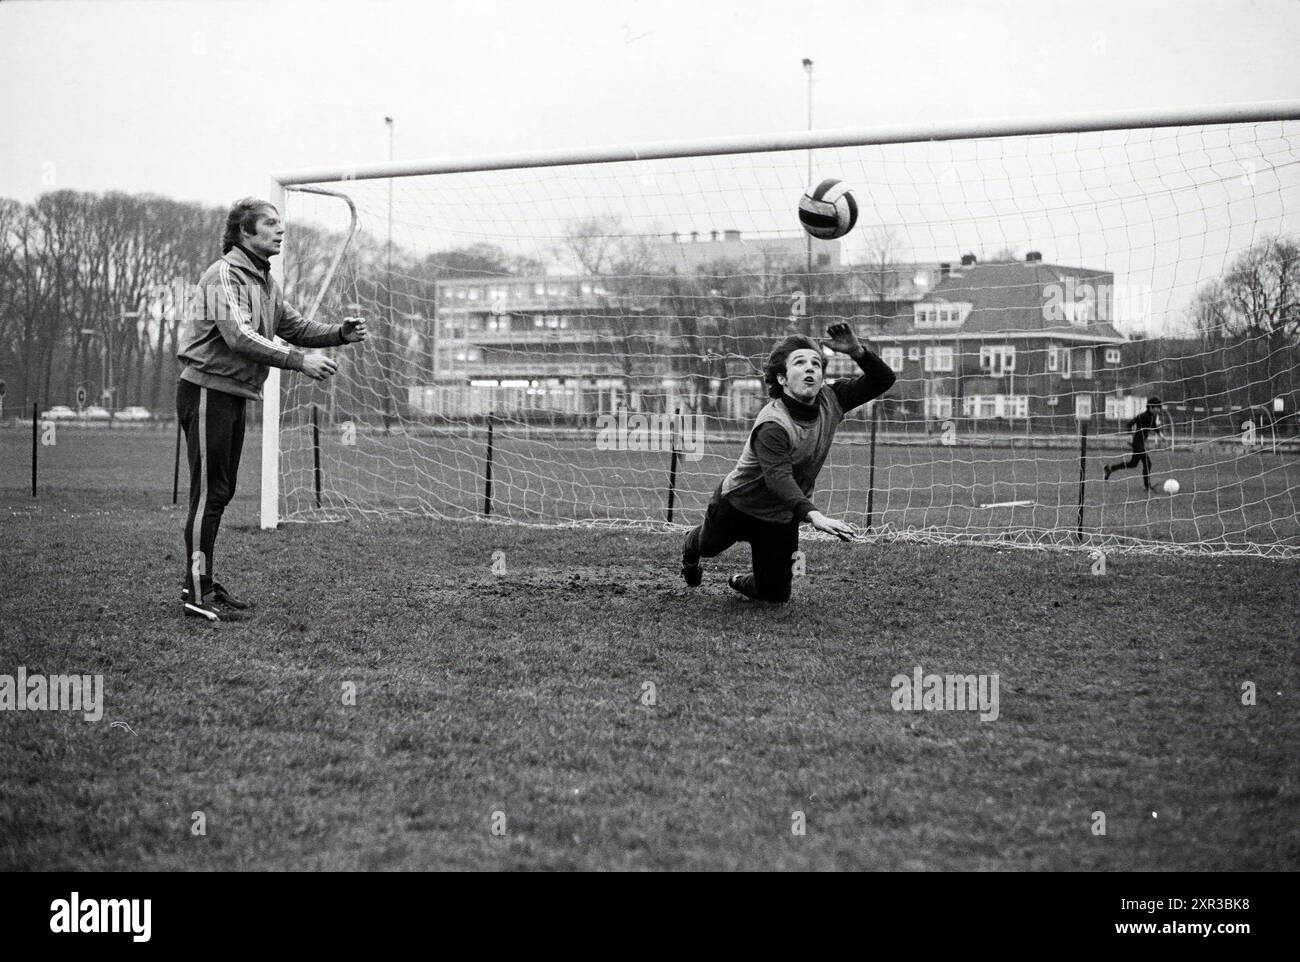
[{"left": 262, "top": 100, "right": 1300, "bottom": 557}]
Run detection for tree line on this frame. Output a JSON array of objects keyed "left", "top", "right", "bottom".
[{"left": 0, "top": 189, "right": 542, "bottom": 417}]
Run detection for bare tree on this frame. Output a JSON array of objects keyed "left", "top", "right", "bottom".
[{"left": 859, "top": 226, "right": 902, "bottom": 302}]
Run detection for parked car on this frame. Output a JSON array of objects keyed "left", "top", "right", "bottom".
[
  {"left": 114, "top": 406, "right": 152, "bottom": 421},
  {"left": 40, "top": 405, "right": 77, "bottom": 420},
  {"left": 83, "top": 405, "right": 112, "bottom": 420}
]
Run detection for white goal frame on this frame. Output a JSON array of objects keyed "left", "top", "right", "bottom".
[{"left": 261, "top": 98, "right": 1300, "bottom": 530}]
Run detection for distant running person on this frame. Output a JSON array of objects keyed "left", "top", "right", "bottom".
[
  {"left": 681, "top": 323, "right": 896, "bottom": 603},
  {"left": 177, "top": 197, "right": 368, "bottom": 621},
  {"left": 1104, "top": 396, "right": 1166, "bottom": 492}
]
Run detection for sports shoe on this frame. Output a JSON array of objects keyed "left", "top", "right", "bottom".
[
  {"left": 181, "top": 582, "right": 252, "bottom": 610},
  {"left": 727, "top": 574, "right": 757, "bottom": 599},
  {"left": 183, "top": 599, "right": 221, "bottom": 622}
]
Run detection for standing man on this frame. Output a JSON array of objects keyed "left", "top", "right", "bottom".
[
  {"left": 681, "top": 323, "right": 895, "bottom": 603},
  {"left": 177, "top": 197, "right": 367, "bottom": 621},
  {"left": 1104, "top": 396, "right": 1166, "bottom": 492}
]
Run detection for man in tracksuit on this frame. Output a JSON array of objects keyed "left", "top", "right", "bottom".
[
  {"left": 177, "top": 197, "right": 367, "bottom": 621},
  {"left": 681, "top": 323, "right": 896, "bottom": 603}
]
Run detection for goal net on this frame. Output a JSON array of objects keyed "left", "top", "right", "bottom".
[{"left": 271, "top": 104, "right": 1300, "bottom": 558}]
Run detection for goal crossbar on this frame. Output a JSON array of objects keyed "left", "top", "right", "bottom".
[{"left": 272, "top": 100, "right": 1300, "bottom": 187}]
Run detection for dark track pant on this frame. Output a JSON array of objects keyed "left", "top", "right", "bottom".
[
  {"left": 177, "top": 380, "right": 246, "bottom": 599},
  {"left": 1107, "top": 449, "right": 1152, "bottom": 489},
  {"left": 684, "top": 495, "right": 800, "bottom": 603}
]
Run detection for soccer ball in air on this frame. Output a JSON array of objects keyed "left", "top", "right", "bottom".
[
  {"left": 1163, "top": 478, "right": 1180, "bottom": 495},
  {"left": 798, "top": 178, "right": 859, "bottom": 240}
]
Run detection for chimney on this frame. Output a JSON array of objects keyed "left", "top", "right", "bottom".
[
  {"left": 1026, "top": 251, "right": 1042, "bottom": 263},
  {"left": 939, "top": 262, "right": 951, "bottom": 279},
  {"left": 710, "top": 230, "right": 718, "bottom": 242},
  {"left": 724, "top": 229, "right": 741, "bottom": 241},
  {"left": 960, "top": 253, "right": 977, "bottom": 266},
  {"left": 670, "top": 232, "right": 679, "bottom": 243},
  {"left": 690, "top": 231, "right": 699, "bottom": 243}
]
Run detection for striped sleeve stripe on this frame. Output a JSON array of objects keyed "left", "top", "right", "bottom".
[{"left": 218, "top": 262, "right": 291, "bottom": 359}]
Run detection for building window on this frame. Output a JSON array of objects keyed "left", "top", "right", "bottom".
[
  {"left": 881, "top": 347, "right": 904, "bottom": 371},
  {"left": 1106, "top": 394, "right": 1144, "bottom": 421},
  {"left": 962, "top": 394, "right": 1029, "bottom": 419},
  {"left": 1076, "top": 348, "right": 1094, "bottom": 379},
  {"left": 1049, "top": 345, "right": 1073, "bottom": 378},
  {"left": 923, "top": 345, "right": 954, "bottom": 372},
  {"left": 914, "top": 302, "right": 967, "bottom": 328},
  {"left": 908, "top": 345, "right": 921, "bottom": 361},
  {"left": 1105, "top": 347, "right": 1121, "bottom": 365},
  {"left": 979, "top": 345, "right": 1016, "bottom": 376},
  {"left": 817, "top": 253, "right": 830, "bottom": 267},
  {"left": 924, "top": 395, "right": 953, "bottom": 419}
]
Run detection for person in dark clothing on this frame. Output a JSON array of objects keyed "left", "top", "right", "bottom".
[
  {"left": 681, "top": 323, "right": 896, "bottom": 602},
  {"left": 1104, "top": 396, "right": 1166, "bottom": 491}
]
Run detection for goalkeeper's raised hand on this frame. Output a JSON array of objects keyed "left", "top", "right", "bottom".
[{"left": 823, "top": 322, "right": 864, "bottom": 358}]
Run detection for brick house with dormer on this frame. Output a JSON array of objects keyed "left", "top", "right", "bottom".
[{"left": 828, "top": 252, "right": 1133, "bottom": 428}]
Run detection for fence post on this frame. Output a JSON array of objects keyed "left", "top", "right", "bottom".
[
  {"left": 1076, "top": 421, "right": 1089, "bottom": 542},
  {"left": 483, "top": 411, "right": 495, "bottom": 516},
  {"left": 312, "top": 404, "right": 322, "bottom": 509},
  {"left": 666, "top": 407, "right": 680, "bottom": 523},
  {"left": 866, "top": 402, "right": 880, "bottom": 530},
  {"left": 172, "top": 418, "right": 182, "bottom": 505},
  {"left": 31, "top": 403, "right": 37, "bottom": 498}
]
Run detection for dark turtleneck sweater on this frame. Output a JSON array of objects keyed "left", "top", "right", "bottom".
[{"left": 235, "top": 243, "right": 271, "bottom": 275}]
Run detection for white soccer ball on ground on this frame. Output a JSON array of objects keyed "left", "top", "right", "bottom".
[
  {"left": 798, "top": 178, "right": 859, "bottom": 239},
  {"left": 1163, "top": 478, "right": 1180, "bottom": 495}
]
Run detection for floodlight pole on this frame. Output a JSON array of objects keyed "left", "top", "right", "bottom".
[
  {"left": 803, "top": 58, "right": 814, "bottom": 280},
  {"left": 381, "top": 116, "right": 397, "bottom": 432}
]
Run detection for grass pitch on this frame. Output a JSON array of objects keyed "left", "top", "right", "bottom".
[{"left": 1, "top": 428, "right": 1297, "bottom": 870}]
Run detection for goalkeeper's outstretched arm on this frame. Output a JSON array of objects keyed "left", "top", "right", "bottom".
[
  {"left": 822, "top": 322, "right": 896, "bottom": 412},
  {"left": 751, "top": 426, "right": 856, "bottom": 541}
]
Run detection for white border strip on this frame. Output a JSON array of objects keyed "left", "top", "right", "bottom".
[{"left": 273, "top": 100, "right": 1300, "bottom": 186}]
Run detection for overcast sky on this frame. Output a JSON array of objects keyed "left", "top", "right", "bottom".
[{"left": 3, "top": 0, "right": 1300, "bottom": 207}]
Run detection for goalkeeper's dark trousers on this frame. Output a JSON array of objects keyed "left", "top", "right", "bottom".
[
  {"left": 1107, "top": 449, "right": 1152, "bottom": 490},
  {"left": 177, "top": 380, "right": 246, "bottom": 599},
  {"left": 684, "top": 493, "right": 800, "bottom": 603}
]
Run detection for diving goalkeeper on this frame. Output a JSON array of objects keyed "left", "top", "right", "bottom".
[{"left": 681, "top": 323, "right": 896, "bottom": 603}]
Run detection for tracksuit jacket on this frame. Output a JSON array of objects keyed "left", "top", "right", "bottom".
[{"left": 177, "top": 244, "right": 346, "bottom": 400}]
